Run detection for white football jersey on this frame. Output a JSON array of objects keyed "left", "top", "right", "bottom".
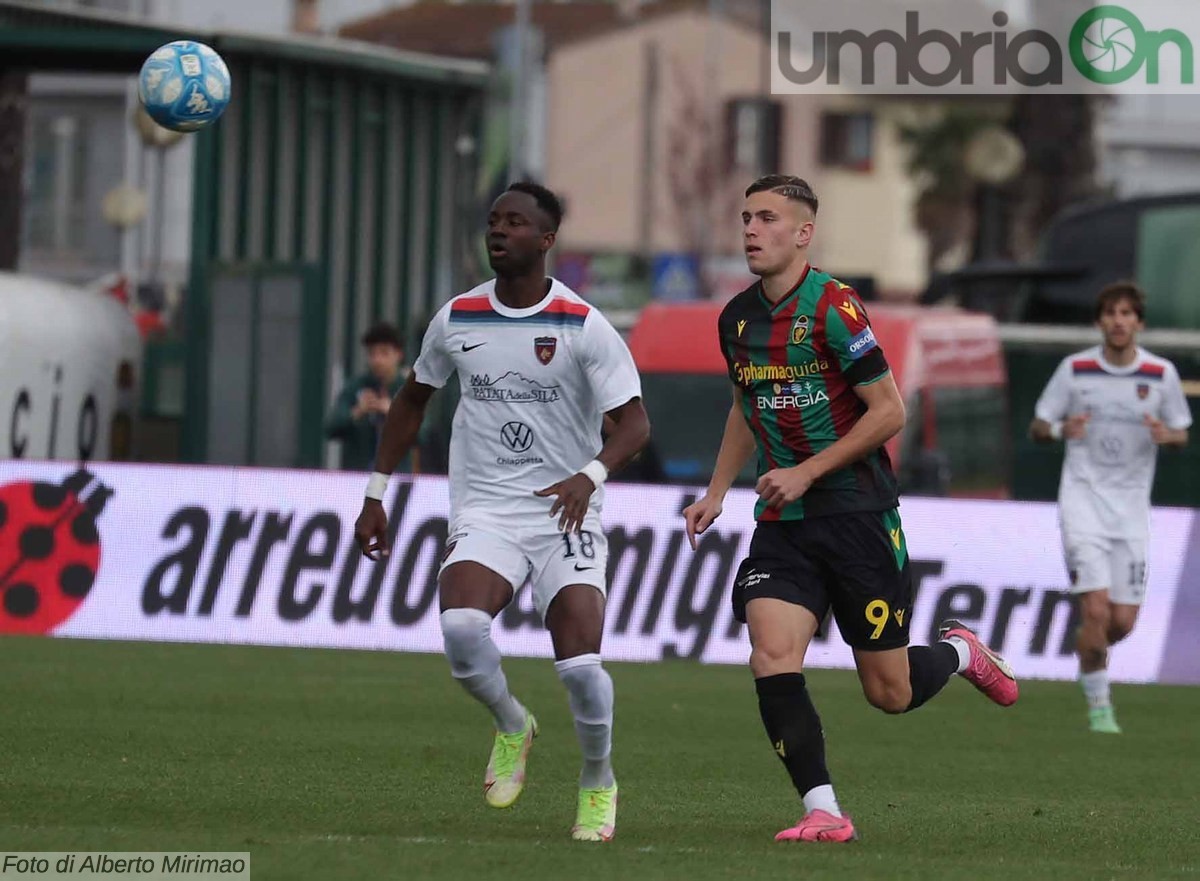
[
  {"left": 1035, "top": 346, "right": 1192, "bottom": 539},
  {"left": 413, "top": 278, "right": 642, "bottom": 521}
]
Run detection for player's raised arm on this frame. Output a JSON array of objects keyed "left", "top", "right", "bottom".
[
  {"left": 821, "top": 371, "right": 905, "bottom": 465},
  {"left": 536, "top": 394, "right": 649, "bottom": 534},
  {"left": 755, "top": 296, "right": 904, "bottom": 510},
  {"left": 684, "top": 388, "right": 756, "bottom": 549},
  {"left": 758, "top": 373, "right": 905, "bottom": 510}
]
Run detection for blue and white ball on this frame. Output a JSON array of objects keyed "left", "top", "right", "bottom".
[{"left": 138, "top": 41, "right": 231, "bottom": 133}]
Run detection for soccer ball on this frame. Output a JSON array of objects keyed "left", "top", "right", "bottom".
[{"left": 138, "top": 41, "right": 231, "bottom": 133}]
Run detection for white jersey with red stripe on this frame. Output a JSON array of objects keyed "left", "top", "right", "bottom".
[
  {"left": 1035, "top": 345, "right": 1192, "bottom": 539},
  {"left": 413, "top": 278, "right": 642, "bottom": 522}
]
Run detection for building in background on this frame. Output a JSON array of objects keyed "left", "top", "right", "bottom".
[
  {"left": 1098, "top": 95, "right": 1200, "bottom": 198},
  {"left": 19, "top": 0, "right": 404, "bottom": 292},
  {"left": 4, "top": 0, "right": 486, "bottom": 471},
  {"left": 544, "top": 4, "right": 931, "bottom": 302},
  {"left": 345, "top": 0, "right": 932, "bottom": 303}
]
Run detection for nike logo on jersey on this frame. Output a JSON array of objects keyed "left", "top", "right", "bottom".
[
  {"left": 461, "top": 342, "right": 486, "bottom": 352},
  {"left": 737, "top": 319, "right": 747, "bottom": 337},
  {"left": 574, "top": 564, "right": 595, "bottom": 572}
]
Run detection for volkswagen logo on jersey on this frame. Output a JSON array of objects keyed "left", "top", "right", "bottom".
[
  {"left": 535, "top": 336, "right": 557, "bottom": 365},
  {"left": 501, "top": 421, "right": 535, "bottom": 453}
]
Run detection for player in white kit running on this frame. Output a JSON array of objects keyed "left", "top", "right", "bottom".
[
  {"left": 353, "top": 183, "right": 650, "bottom": 840},
  {"left": 1031, "top": 282, "right": 1190, "bottom": 734}
]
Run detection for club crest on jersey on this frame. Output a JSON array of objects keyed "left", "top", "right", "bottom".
[
  {"left": 535, "top": 336, "right": 557, "bottom": 365},
  {"left": 1137, "top": 383, "right": 1150, "bottom": 400},
  {"left": 790, "top": 314, "right": 809, "bottom": 346}
]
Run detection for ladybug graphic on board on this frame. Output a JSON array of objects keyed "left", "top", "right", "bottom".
[{"left": 0, "top": 468, "right": 112, "bottom": 635}]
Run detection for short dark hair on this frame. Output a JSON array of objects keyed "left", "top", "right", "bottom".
[
  {"left": 745, "top": 174, "right": 819, "bottom": 215},
  {"left": 1095, "top": 281, "right": 1146, "bottom": 321},
  {"left": 506, "top": 181, "right": 565, "bottom": 232},
  {"left": 361, "top": 321, "right": 403, "bottom": 349}
]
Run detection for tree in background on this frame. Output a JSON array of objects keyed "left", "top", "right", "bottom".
[
  {"left": 899, "top": 104, "right": 1003, "bottom": 273},
  {"left": 1006, "top": 94, "right": 1103, "bottom": 259},
  {"left": 900, "top": 96, "right": 1102, "bottom": 272},
  {"left": 664, "top": 54, "right": 740, "bottom": 299}
]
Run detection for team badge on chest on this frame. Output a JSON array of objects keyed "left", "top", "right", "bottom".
[
  {"left": 535, "top": 336, "right": 557, "bottom": 365},
  {"left": 1137, "top": 383, "right": 1150, "bottom": 400},
  {"left": 790, "top": 313, "right": 809, "bottom": 346}
]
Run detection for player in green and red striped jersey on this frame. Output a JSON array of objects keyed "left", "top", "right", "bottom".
[{"left": 683, "top": 175, "right": 1019, "bottom": 843}]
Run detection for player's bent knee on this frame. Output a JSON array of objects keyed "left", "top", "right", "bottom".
[
  {"left": 748, "top": 638, "right": 806, "bottom": 681},
  {"left": 749, "top": 644, "right": 803, "bottom": 677},
  {"left": 440, "top": 607, "right": 493, "bottom": 677},
  {"left": 1108, "top": 617, "right": 1136, "bottom": 644},
  {"left": 1081, "top": 604, "right": 1111, "bottom": 635},
  {"left": 862, "top": 678, "right": 912, "bottom": 714}
]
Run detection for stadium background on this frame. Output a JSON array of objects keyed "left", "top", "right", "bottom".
[{"left": 1, "top": 1, "right": 1199, "bottom": 877}]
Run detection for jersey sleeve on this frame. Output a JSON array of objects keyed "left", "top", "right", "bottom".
[
  {"left": 819, "top": 289, "right": 888, "bottom": 386},
  {"left": 1034, "top": 358, "right": 1073, "bottom": 423},
  {"left": 412, "top": 305, "right": 454, "bottom": 389},
  {"left": 578, "top": 309, "right": 643, "bottom": 412},
  {"left": 1161, "top": 363, "right": 1193, "bottom": 430}
]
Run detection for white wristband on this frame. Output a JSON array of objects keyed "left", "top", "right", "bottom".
[
  {"left": 1049, "top": 421, "right": 1064, "bottom": 441},
  {"left": 580, "top": 459, "right": 609, "bottom": 489},
  {"left": 365, "top": 471, "right": 390, "bottom": 501}
]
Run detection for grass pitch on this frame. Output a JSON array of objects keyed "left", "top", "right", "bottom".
[{"left": 1, "top": 637, "right": 1197, "bottom": 880}]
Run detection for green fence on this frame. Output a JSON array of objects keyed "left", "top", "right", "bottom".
[
  {"left": 0, "top": 1, "right": 489, "bottom": 468},
  {"left": 185, "top": 41, "right": 488, "bottom": 465}
]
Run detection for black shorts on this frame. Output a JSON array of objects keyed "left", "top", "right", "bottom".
[{"left": 731, "top": 509, "right": 913, "bottom": 651}]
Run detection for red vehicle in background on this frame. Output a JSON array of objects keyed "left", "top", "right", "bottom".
[{"left": 622, "top": 301, "right": 1010, "bottom": 498}]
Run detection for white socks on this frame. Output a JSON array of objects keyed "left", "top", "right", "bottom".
[
  {"left": 440, "top": 608, "right": 527, "bottom": 733},
  {"left": 803, "top": 784, "right": 843, "bottom": 818},
  {"left": 1080, "top": 670, "right": 1112, "bottom": 710},
  {"left": 440, "top": 613, "right": 615, "bottom": 788},
  {"left": 556, "top": 653, "right": 615, "bottom": 790},
  {"left": 943, "top": 636, "right": 972, "bottom": 673}
]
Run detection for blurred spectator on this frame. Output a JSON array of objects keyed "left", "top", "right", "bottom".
[{"left": 325, "top": 322, "right": 417, "bottom": 472}]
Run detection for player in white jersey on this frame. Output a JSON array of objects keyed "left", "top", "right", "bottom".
[
  {"left": 353, "top": 183, "right": 650, "bottom": 840},
  {"left": 1031, "top": 282, "right": 1190, "bottom": 734}
]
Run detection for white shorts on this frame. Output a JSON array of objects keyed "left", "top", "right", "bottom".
[
  {"left": 440, "top": 515, "right": 609, "bottom": 619},
  {"left": 1064, "top": 534, "right": 1148, "bottom": 605}
]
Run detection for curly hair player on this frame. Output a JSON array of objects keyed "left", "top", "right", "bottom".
[{"left": 354, "top": 183, "right": 650, "bottom": 841}]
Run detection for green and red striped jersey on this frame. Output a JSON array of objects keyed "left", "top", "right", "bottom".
[{"left": 718, "top": 265, "right": 898, "bottom": 521}]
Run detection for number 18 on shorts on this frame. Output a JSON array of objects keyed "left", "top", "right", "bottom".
[{"left": 441, "top": 520, "right": 610, "bottom": 619}]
